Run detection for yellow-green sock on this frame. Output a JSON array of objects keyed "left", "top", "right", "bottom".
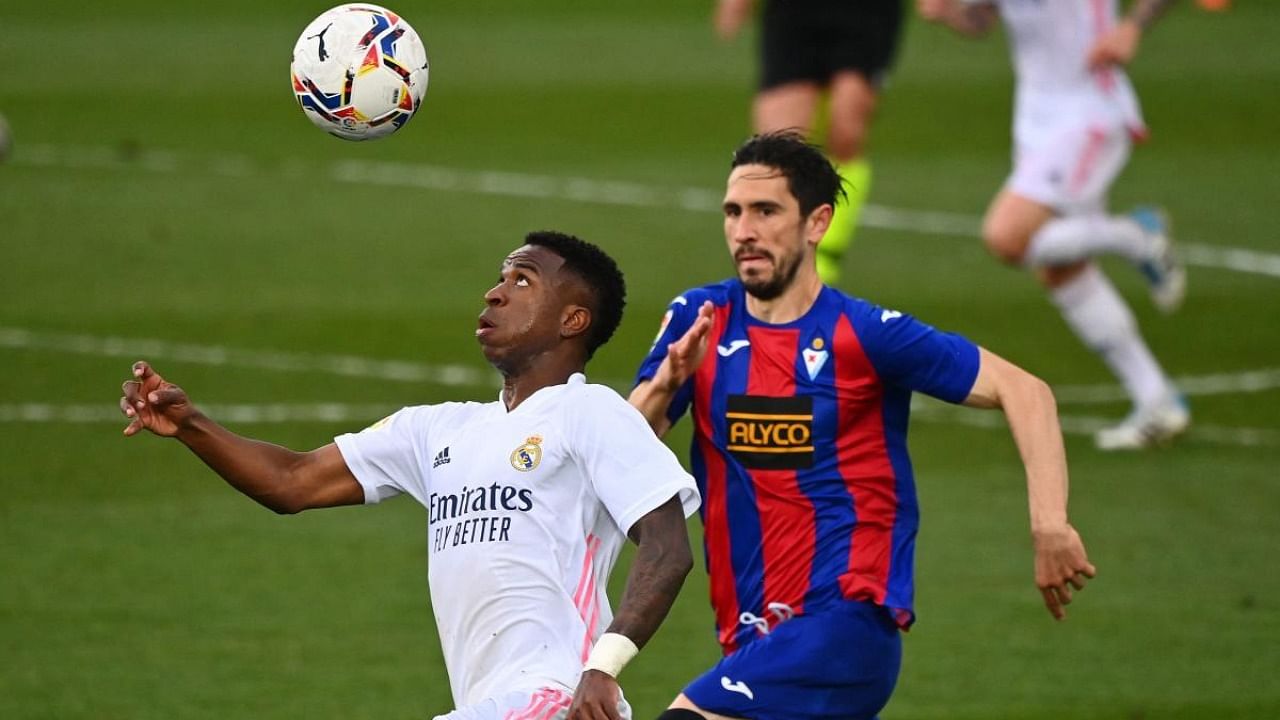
[{"left": 818, "top": 157, "right": 872, "bottom": 285}]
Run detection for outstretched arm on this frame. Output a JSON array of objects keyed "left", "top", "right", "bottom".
[
  {"left": 918, "top": 0, "right": 999, "bottom": 37},
  {"left": 628, "top": 300, "right": 713, "bottom": 437},
  {"left": 963, "top": 348, "right": 1097, "bottom": 620},
  {"left": 121, "top": 361, "right": 364, "bottom": 514},
  {"left": 1088, "top": 0, "right": 1178, "bottom": 69},
  {"left": 568, "top": 496, "right": 693, "bottom": 720}
]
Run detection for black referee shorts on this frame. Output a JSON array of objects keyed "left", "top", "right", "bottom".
[{"left": 759, "top": 0, "right": 905, "bottom": 90}]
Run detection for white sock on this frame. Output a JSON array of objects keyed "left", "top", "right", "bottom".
[
  {"left": 1025, "top": 214, "right": 1150, "bottom": 267},
  {"left": 1051, "top": 264, "right": 1170, "bottom": 408}
]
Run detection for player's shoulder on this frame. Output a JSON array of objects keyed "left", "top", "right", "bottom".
[
  {"left": 825, "top": 286, "right": 902, "bottom": 326},
  {"left": 390, "top": 400, "right": 490, "bottom": 428},
  {"left": 666, "top": 278, "right": 740, "bottom": 311},
  {"left": 559, "top": 381, "right": 652, "bottom": 432},
  {"left": 567, "top": 380, "right": 632, "bottom": 411}
]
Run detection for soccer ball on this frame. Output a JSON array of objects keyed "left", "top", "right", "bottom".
[{"left": 290, "top": 4, "right": 429, "bottom": 141}]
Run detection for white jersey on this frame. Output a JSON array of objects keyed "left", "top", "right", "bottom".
[
  {"left": 334, "top": 373, "right": 699, "bottom": 710},
  {"left": 987, "top": 0, "right": 1146, "bottom": 140}
]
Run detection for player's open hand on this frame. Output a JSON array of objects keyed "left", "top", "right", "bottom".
[
  {"left": 567, "top": 669, "right": 623, "bottom": 720},
  {"left": 120, "top": 361, "right": 197, "bottom": 438},
  {"left": 1087, "top": 19, "right": 1141, "bottom": 69},
  {"left": 656, "top": 300, "right": 713, "bottom": 392},
  {"left": 1032, "top": 523, "right": 1096, "bottom": 620}
]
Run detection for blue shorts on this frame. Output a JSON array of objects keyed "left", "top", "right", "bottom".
[{"left": 683, "top": 600, "right": 901, "bottom": 720}]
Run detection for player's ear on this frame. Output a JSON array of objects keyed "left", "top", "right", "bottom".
[
  {"left": 561, "top": 304, "right": 591, "bottom": 341},
  {"left": 806, "top": 203, "right": 834, "bottom": 245}
]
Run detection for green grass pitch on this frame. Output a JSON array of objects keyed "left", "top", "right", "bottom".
[{"left": 1, "top": 1, "right": 1277, "bottom": 718}]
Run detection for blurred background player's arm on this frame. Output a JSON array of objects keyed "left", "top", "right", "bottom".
[
  {"left": 917, "top": 0, "right": 999, "bottom": 37},
  {"left": 961, "top": 348, "right": 1096, "bottom": 621},
  {"left": 1089, "top": 0, "right": 1179, "bottom": 69},
  {"left": 714, "top": 0, "right": 755, "bottom": 41},
  {"left": 121, "top": 361, "right": 365, "bottom": 514}
]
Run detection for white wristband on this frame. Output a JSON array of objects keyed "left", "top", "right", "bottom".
[{"left": 582, "top": 632, "right": 639, "bottom": 678}]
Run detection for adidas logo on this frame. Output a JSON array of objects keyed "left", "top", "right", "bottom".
[{"left": 432, "top": 447, "right": 451, "bottom": 468}]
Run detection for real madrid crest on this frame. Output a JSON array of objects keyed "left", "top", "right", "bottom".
[{"left": 509, "top": 435, "right": 543, "bottom": 472}]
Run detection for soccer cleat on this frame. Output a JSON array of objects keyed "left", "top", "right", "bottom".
[
  {"left": 1130, "top": 207, "right": 1186, "bottom": 314},
  {"left": 1094, "top": 393, "right": 1191, "bottom": 451}
]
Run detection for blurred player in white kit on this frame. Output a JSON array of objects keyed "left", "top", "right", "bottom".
[{"left": 919, "top": 0, "right": 1188, "bottom": 449}]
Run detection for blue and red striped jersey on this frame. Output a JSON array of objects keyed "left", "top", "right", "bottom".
[{"left": 635, "top": 279, "right": 980, "bottom": 654}]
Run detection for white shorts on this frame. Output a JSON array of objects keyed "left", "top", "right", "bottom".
[
  {"left": 1007, "top": 119, "right": 1131, "bottom": 214},
  {"left": 434, "top": 686, "right": 631, "bottom": 720}
]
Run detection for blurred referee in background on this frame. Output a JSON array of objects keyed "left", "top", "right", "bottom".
[{"left": 714, "top": 0, "right": 904, "bottom": 284}]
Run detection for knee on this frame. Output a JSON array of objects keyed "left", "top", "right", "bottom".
[
  {"left": 826, "top": 120, "right": 867, "bottom": 162},
  {"left": 982, "top": 218, "right": 1030, "bottom": 266},
  {"left": 1037, "top": 262, "right": 1090, "bottom": 289}
]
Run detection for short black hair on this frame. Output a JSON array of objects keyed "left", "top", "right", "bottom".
[
  {"left": 524, "top": 230, "right": 626, "bottom": 359},
  {"left": 731, "top": 131, "right": 847, "bottom": 217}
]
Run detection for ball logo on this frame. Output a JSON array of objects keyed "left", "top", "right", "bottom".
[{"left": 509, "top": 435, "right": 543, "bottom": 472}]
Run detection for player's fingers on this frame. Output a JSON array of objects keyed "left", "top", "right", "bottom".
[
  {"left": 1057, "top": 582, "right": 1073, "bottom": 605},
  {"left": 132, "top": 360, "right": 155, "bottom": 380},
  {"left": 688, "top": 319, "right": 712, "bottom": 346},
  {"left": 148, "top": 386, "right": 186, "bottom": 407},
  {"left": 123, "top": 417, "right": 144, "bottom": 436},
  {"left": 119, "top": 396, "right": 137, "bottom": 418},
  {"left": 122, "top": 379, "right": 145, "bottom": 408},
  {"left": 1041, "top": 587, "right": 1064, "bottom": 620}
]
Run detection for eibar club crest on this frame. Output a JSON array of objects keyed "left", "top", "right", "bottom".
[
  {"left": 802, "top": 337, "right": 829, "bottom": 380},
  {"left": 509, "top": 435, "right": 543, "bottom": 472}
]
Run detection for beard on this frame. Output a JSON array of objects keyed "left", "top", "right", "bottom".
[{"left": 738, "top": 246, "right": 803, "bottom": 301}]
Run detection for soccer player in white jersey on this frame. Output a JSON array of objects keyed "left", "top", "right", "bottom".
[
  {"left": 918, "top": 0, "right": 1189, "bottom": 449},
  {"left": 120, "top": 231, "right": 701, "bottom": 720}
]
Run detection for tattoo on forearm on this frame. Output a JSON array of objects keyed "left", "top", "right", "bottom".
[{"left": 606, "top": 500, "right": 691, "bottom": 648}]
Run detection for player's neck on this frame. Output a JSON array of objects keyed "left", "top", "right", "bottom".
[
  {"left": 499, "top": 356, "right": 586, "bottom": 412},
  {"left": 745, "top": 271, "right": 823, "bottom": 325}
]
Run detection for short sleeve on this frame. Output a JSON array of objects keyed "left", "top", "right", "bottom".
[
  {"left": 569, "top": 387, "right": 700, "bottom": 535},
  {"left": 632, "top": 294, "right": 699, "bottom": 427},
  {"left": 333, "top": 406, "right": 433, "bottom": 504},
  {"left": 857, "top": 306, "right": 980, "bottom": 404}
]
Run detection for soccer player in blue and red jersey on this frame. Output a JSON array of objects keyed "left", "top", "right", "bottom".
[{"left": 630, "top": 132, "right": 1095, "bottom": 720}]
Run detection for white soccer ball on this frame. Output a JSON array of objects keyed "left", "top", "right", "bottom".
[{"left": 290, "top": 4, "right": 429, "bottom": 141}]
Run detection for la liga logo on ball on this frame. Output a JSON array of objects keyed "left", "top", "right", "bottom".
[{"left": 290, "top": 4, "right": 429, "bottom": 141}]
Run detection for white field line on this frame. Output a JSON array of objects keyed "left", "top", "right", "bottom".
[
  {"left": 5, "top": 325, "right": 1280, "bottom": 409},
  {"left": 1052, "top": 368, "right": 1280, "bottom": 405},
  {"left": 0, "top": 402, "right": 397, "bottom": 425},
  {"left": 0, "top": 327, "right": 493, "bottom": 388},
  {"left": 5, "top": 400, "right": 1275, "bottom": 449},
  {"left": 13, "top": 143, "right": 1280, "bottom": 279},
  {"left": 4, "top": 326, "right": 1280, "bottom": 447},
  {"left": 910, "top": 400, "right": 1280, "bottom": 448}
]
